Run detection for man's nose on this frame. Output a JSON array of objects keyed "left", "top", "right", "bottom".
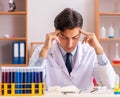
[{"left": 67, "top": 39, "right": 73, "bottom": 48}]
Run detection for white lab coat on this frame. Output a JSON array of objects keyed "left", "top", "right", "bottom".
[{"left": 29, "top": 41, "right": 116, "bottom": 89}]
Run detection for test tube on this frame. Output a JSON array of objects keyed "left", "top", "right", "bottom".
[{"left": 114, "top": 74, "right": 120, "bottom": 94}]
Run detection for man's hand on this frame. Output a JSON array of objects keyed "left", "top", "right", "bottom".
[
  {"left": 39, "top": 30, "right": 60, "bottom": 59},
  {"left": 80, "top": 29, "right": 104, "bottom": 55}
]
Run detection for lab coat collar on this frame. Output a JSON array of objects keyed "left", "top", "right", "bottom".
[
  {"left": 58, "top": 44, "right": 77, "bottom": 57},
  {"left": 49, "top": 41, "right": 70, "bottom": 76},
  {"left": 73, "top": 42, "right": 84, "bottom": 70},
  {"left": 49, "top": 41, "right": 84, "bottom": 76}
]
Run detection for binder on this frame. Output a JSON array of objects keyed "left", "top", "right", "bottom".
[
  {"left": 19, "top": 42, "right": 25, "bottom": 64},
  {"left": 12, "top": 42, "right": 19, "bottom": 64},
  {"left": 12, "top": 42, "right": 26, "bottom": 64}
]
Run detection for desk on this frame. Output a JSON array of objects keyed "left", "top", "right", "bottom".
[
  {"left": 0, "top": 93, "right": 120, "bottom": 98},
  {"left": 43, "top": 92, "right": 120, "bottom": 98}
]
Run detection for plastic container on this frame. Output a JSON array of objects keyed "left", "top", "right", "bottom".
[
  {"left": 108, "top": 25, "right": 114, "bottom": 38},
  {"left": 100, "top": 26, "right": 106, "bottom": 38}
]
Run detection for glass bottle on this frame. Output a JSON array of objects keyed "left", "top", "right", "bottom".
[
  {"left": 100, "top": 26, "right": 106, "bottom": 38},
  {"left": 108, "top": 25, "right": 114, "bottom": 38}
]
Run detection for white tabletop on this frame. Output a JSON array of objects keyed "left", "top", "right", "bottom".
[
  {"left": 0, "top": 86, "right": 120, "bottom": 98},
  {"left": 0, "top": 93, "right": 120, "bottom": 98},
  {"left": 43, "top": 92, "right": 120, "bottom": 98},
  {"left": 0, "top": 92, "right": 120, "bottom": 98}
]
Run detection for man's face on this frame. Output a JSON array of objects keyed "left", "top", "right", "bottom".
[{"left": 58, "top": 27, "right": 81, "bottom": 52}]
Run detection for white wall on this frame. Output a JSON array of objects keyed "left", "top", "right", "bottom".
[
  {"left": 28, "top": 0, "right": 94, "bottom": 44},
  {"left": 28, "top": 0, "right": 120, "bottom": 75}
]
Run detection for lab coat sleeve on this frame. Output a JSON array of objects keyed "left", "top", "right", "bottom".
[
  {"left": 94, "top": 53, "right": 116, "bottom": 88},
  {"left": 29, "top": 46, "right": 47, "bottom": 82},
  {"left": 29, "top": 45, "right": 46, "bottom": 67}
]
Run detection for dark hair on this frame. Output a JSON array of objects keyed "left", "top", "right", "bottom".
[{"left": 54, "top": 8, "right": 83, "bottom": 32}]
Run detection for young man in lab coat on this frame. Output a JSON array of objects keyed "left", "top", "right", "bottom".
[{"left": 29, "top": 8, "right": 116, "bottom": 89}]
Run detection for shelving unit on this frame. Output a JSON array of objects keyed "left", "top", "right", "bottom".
[
  {"left": 94, "top": 0, "right": 120, "bottom": 66},
  {"left": 0, "top": 0, "right": 28, "bottom": 66}
]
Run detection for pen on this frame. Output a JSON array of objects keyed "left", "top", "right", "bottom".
[
  {"left": 61, "top": 91, "right": 75, "bottom": 95},
  {"left": 90, "top": 88, "right": 98, "bottom": 93}
]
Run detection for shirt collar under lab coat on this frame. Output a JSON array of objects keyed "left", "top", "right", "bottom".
[{"left": 57, "top": 43, "right": 77, "bottom": 57}]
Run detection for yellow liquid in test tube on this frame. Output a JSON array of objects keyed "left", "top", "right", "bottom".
[{"left": 114, "top": 74, "right": 120, "bottom": 94}]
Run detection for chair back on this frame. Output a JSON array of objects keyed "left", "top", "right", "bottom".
[{"left": 30, "top": 42, "right": 44, "bottom": 57}]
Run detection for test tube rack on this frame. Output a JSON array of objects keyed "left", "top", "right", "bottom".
[
  {"left": 0, "top": 67, "right": 45, "bottom": 96},
  {"left": 0, "top": 83, "right": 45, "bottom": 96}
]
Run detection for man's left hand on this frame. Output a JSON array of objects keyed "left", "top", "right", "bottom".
[{"left": 80, "top": 29, "right": 104, "bottom": 55}]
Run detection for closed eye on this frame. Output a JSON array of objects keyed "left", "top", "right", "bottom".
[{"left": 72, "top": 33, "right": 80, "bottom": 39}]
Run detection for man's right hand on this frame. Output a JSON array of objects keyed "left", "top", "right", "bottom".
[{"left": 39, "top": 30, "right": 60, "bottom": 59}]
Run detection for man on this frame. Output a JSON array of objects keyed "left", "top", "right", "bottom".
[{"left": 29, "top": 8, "right": 116, "bottom": 89}]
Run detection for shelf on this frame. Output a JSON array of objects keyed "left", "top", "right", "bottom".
[
  {"left": 0, "top": 38, "right": 27, "bottom": 41},
  {"left": 0, "top": 12, "right": 26, "bottom": 15},
  {"left": 99, "top": 12, "right": 120, "bottom": 16},
  {"left": 0, "top": 64, "right": 28, "bottom": 67},
  {"left": 99, "top": 38, "right": 120, "bottom": 41}
]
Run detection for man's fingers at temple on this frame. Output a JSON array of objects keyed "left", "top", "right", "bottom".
[
  {"left": 82, "top": 37, "right": 87, "bottom": 44},
  {"left": 52, "top": 31, "right": 60, "bottom": 43},
  {"left": 79, "top": 29, "right": 89, "bottom": 36},
  {"left": 51, "top": 35, "right": 60, "bottom": 44},
  {"left": 55, "top": 36, "right": 60, "bottom": 43},
  {"left": 54, "top": 30, "right": 60, "bottom": 35}
]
